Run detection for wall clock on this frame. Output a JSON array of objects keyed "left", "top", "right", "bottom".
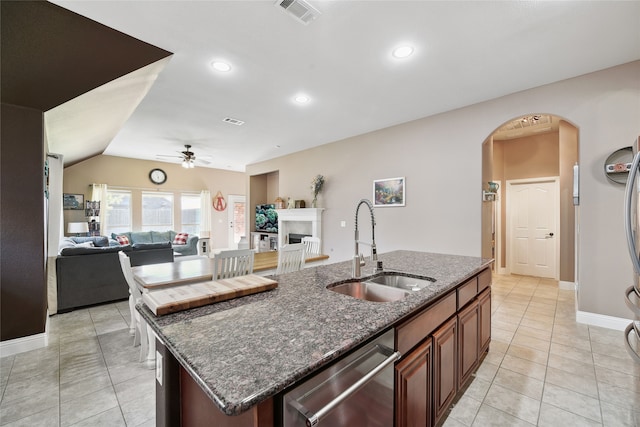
[{"left": 149, "top": 168, "right": 167, "bottom": 185}]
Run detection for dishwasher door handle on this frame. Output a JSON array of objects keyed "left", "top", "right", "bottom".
[{"left": 294, "top": 347, "right": 401, "bottom": 427}]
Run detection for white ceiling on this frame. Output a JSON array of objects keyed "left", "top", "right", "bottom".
[{"left": 50, "top": 1, "right": 640, "bottom": 171}]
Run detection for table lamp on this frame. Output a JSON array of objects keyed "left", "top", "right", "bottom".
[{"left": 68, "top": 222, "right": 89, "bottom": 237}]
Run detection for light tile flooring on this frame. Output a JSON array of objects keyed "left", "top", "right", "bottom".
[
  {"left": 0, "top": 300, "right": 154, "bottom": 426},
  {"left": 1, "top": 274, "right": 639, "bottom": 426}
]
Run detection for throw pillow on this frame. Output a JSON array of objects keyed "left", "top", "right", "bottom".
[
  {"left": 173, "top": 232, "right": 189, "bottom": 245},
  {"left": 116, "top": 235, "right": 130, "bottom": 245}
]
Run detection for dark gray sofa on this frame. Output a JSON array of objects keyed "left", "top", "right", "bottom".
[{"left": 56, "top": 237, "right": 174, "bottom": 313}]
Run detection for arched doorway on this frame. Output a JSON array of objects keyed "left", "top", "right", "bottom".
[{"left": 481, "top": 114, "right": 579, "bottom": 286}]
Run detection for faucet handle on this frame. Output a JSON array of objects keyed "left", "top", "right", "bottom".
[{"left": 359, "top": 253, "right": 365, "bottom": 267}]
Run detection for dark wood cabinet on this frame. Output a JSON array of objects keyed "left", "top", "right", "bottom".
[
  {"left": 395, "top": 339, "right": 432, "bottom": 427},
  {"left": 394, "top": 267, "right": 492, "bottom": 427},
  {"left": 478, "top": 287, "right": 491, "bottom": 355},
  {"left": 433, "top": 316, "right": 457, "bottom": 424},
  {"left": 457, "top": 299, "right": 479, "bottom": 389}
]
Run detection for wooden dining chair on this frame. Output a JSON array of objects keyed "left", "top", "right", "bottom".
[
  {"left": 301, "top": 236, "right": 321, "bottom": 255},
  {"left": 277, "top": 243, "right": 306, "bottom": 275},
  {"left": 213, "top": 249, "right": 255, "bottom": 280},
  {"left": 118, "top": 251, "right": 154, "bottom": 364}
]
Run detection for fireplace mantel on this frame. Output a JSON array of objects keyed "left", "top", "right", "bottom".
[{"left": 275, "top": 208, "right": 324, "bottom": 251}]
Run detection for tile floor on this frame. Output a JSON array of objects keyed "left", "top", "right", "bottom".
[
  {"left": 0, "top": 300, "right": 154, "bottom": 426},
  {"left": 0, "top": 274, "right": 639, "bottom": 426}
]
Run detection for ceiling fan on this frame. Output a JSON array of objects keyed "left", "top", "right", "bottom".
[{"left": 156, "top": 144, "right": 211, "bottom": 168}]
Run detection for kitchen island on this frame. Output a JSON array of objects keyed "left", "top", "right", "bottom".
[{"left": 138, "top": 250, "right": 493, "bottom": 426}]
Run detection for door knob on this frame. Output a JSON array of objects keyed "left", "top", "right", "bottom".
[{"left": 545, "top": 232, "right": 554, "bottom": 238}]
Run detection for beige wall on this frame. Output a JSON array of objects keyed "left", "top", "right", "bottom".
[
  {"left": 63, "top": 155, "right": 245, "bottom": 248},
  {"left": 247, "top": 60, "right": 640, "bottom": 319},
  {"left": 559, "top": 121, "right": 579, "bottom": 283},
  {"left": 501, "top": 134, "right": 559, "bottom": 179}
]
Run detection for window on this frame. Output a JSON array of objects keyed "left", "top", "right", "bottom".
[
  {"left": 142, "top": 192, "right": 173, "bottom": 231},
  {"left": 181, "top": 193, "right": 201, "bottom": 234},
  {"left": 106, "top": 190, "right": 132, "bottom": 235}
]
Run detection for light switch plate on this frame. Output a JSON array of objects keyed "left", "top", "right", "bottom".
[
  {"left": 340, "top": 221, "right": 346, "bottom": 227},
  {"left": 156, "top": 351, "right": 163, "bottom": 386}
]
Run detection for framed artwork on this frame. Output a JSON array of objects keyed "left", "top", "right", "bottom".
[
  {"left": 373, "top": 177, "right": 405, "bottom": 207},
  {"left": 63, "top": 193, "right": 84, "bottom": 210}
]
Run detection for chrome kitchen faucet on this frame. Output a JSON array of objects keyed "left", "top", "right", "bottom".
[{"left": 353, "top": 199, "right": 379, "bottom": 278}]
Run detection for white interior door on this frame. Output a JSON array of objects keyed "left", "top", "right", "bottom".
[
  {"left": 507, "top": 178, "right": 559, "bottom": 279},
  {"left": 227, "top": 195, "right": 246, "bottom": 249}
]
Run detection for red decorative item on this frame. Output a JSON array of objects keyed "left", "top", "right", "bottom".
[
  {"left": 116, "top": 235, "right": 130, "bottom": 245},
  {"left": 173, "top": 233, "right": 189, "bottom": 245},
  {"left": 213, "top": 191, "right": 227, "bottom": 211}
]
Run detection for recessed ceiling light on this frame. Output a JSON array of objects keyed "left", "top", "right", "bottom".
[
  {"left": 294, "top": 95, "right": 310, "bottom": 104},
  {"left": 392, "top": 45, "right": 414, "bottom": 59},
  {"left": 211, "top": 61, "right": 231, "bottom": 72}
]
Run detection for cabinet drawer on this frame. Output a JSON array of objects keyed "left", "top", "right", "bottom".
[
  {"left": 457, "top": 277, "right": 477, "bottom": 310},
  {"left": 478, "top": 268, "right": 491, "bottom": 292},
  {"left": 397, "top": 292, "right": 456, "bottom": 355}
]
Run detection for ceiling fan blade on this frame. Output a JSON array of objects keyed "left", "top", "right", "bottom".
[{"left": 156, "top": 154, "right": 183, "bottom": 159}]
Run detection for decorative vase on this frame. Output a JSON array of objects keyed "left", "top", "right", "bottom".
[{"left": 312, "top": 197, "right": 317, "bottom": 208}]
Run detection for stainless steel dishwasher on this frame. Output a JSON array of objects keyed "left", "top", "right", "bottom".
[{"left": 283, "top": 329, "right": 400, "bottom": 427}]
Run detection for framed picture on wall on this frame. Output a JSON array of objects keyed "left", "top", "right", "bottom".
[
  {"left": 63, "top": 193, "right": 84, "bottom": 210},
  {"left": 373, "top": 177, "right": 405, "bottom": 207}
]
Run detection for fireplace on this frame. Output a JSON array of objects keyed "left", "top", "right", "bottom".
[
  {"left": 276, "top": 208, "right": 324, "bottom": 251},
  {"left": 288, "top": 233, "right": 311, "bottom": 244}
]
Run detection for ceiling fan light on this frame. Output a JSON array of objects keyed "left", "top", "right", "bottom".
[{"left": 182, "top": 159, "right": 189, "bottom": 168}]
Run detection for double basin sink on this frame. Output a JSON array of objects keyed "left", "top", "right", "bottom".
[{"left": 327, "top": 273, "right": 435, "bottom": 302}]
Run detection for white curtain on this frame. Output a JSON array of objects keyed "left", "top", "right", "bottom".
[
  {"left": 46, "top": 153, "right": 64, "bottom": 314},
  {"left": 90, "top": 183, "right": 108, "bottom": 234},
  {"left": 200, "top": 190, "right": 212, "bottom": 237}
]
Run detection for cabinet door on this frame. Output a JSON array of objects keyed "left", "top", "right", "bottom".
[
  {"left": 395, "top": 339, "right": 432, "bottom": 427},
  {"left": 433, "top": 317, "right": 457, "bottom": 425},
  {"left": 457, "top": 301, "right": 479, "bottom": 389},
  {"left": 478, "top": 288, "right": 491, "bottom": 355}
]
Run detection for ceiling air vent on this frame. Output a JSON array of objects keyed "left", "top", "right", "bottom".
[
  {"left": 223, "top": 117, "right": 245, "bottom": 126},
  {"left": 275, "top": 0, "right": 321, "bottom": 25}
]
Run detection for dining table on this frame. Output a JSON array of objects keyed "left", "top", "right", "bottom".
[{"left": 132, "top": 251, "right": 329, "bottom": 290}]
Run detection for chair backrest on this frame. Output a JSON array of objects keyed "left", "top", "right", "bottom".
[
  {"left": 277, "top": 243, "right": 306, "bottom": 275},
  {"left": 213, "top": 249, "right": 255, "bottom": 280},
  {"left": 301, "top": 236, "right": 321, "bottom": 255},
  {"left": 119, "top": 251, "right": 142, "bottom": 301}
]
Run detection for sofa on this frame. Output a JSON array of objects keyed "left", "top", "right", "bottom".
[
  {"left": 56, "top": 236, "right": 174, "bottom": 313},
  {"left": 109, "top": 230, "right": 199, "bottom": 256}
]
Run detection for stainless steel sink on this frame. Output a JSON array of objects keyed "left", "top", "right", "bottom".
[
  {"left": 327, "top": 281, "right": 409, "bottom": 302},
  {"left": 327, "top": 274, "right": 435, "bottom": 302},
  {"left": 367, "top": 274, "right": 434, "bottom": 292}
]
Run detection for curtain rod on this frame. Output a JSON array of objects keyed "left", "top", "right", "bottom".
[{"left": 99, "top": 184, "right": 202, "bottom": 193}]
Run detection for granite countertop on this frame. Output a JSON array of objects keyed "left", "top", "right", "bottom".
[{"left": 138, "top": 250, "right": 492, "bottom": 416}]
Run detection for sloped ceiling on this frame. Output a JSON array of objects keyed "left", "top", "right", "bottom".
[{"left": 1, "top": 0, "right": 172, "bottom": 164}]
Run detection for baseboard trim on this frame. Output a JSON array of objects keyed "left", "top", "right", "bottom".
[
  {"left": 0, "top": 313, "right": 50, "bottom": 357},
  {"left": 558, "top": 280, "right": 575, "bottom": 290},
  {"left": 576, "top": 310, "right": 631, "bottom": 331}
]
